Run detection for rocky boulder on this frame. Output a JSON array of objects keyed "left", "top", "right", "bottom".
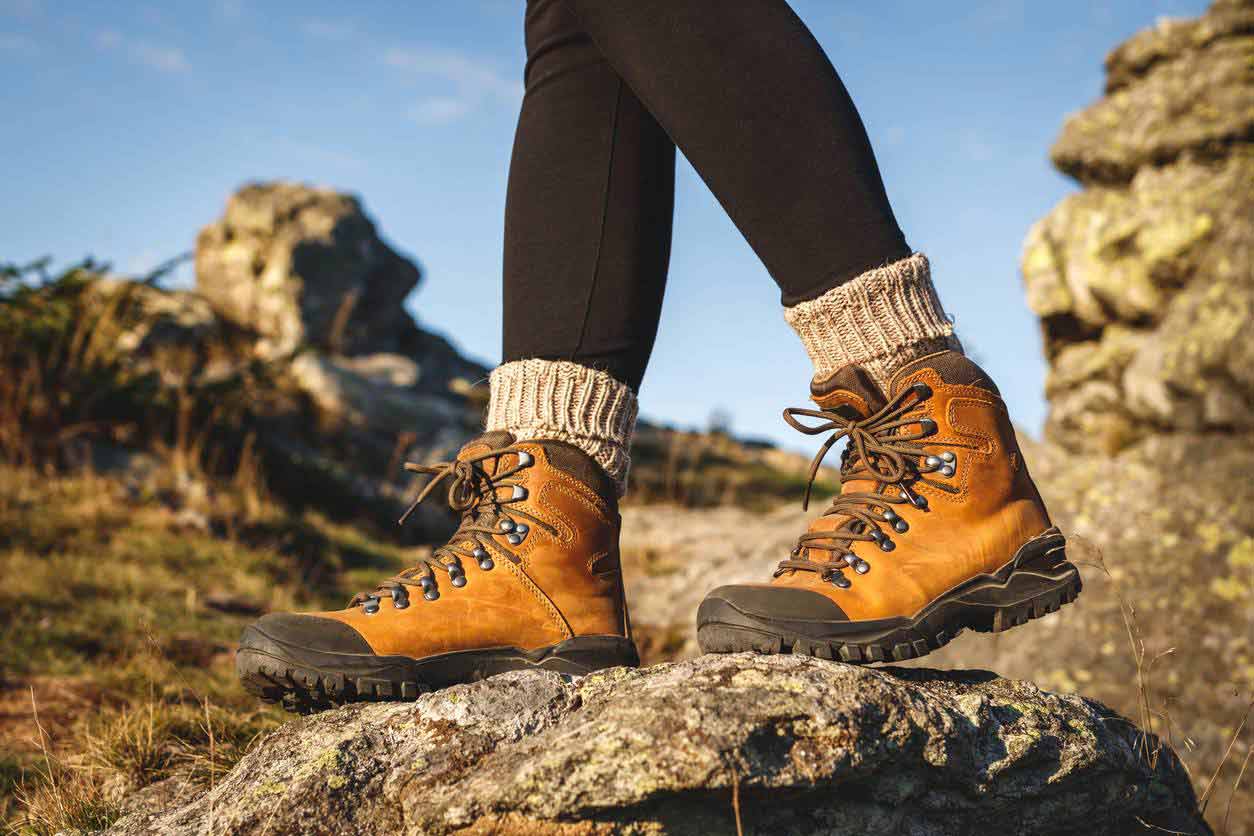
[
  {"left": 195, "top": 181, "right": 422, "bottom": 360},
  {"left": 71, "top": 183, "right": 492, "bottom": 533},
  {"left": 1051, "top": 0, "right": 1253, "bottom": 184},
  {"left": 106, "top": 655, "right": 1207, "bottom": 836},
  {"left": 1022, "top": 0, "right": 1253, "bottom": 454}
]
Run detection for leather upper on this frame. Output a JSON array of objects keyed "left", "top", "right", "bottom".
[
  {"left": 769, "top": 351, "right": 1052, "bottom": 622},
  {"left": 311, "top": 436, "right": 631, "bottom": 657}
]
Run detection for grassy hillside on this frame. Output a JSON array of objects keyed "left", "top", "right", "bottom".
[{"left": 0, "top": 463, "right": 419, "bottom": 833}]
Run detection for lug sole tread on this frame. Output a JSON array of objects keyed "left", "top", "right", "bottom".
[
  {"left": 236, "top": 637, "right": 638, "bottom": 714},
  {"left": 697, "top": 569, "right": 1082, "bottom": 666}
]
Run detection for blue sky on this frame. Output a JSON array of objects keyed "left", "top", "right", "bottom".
[{"left": 1, "top": 0, "right": 1207, "bottom": 451}]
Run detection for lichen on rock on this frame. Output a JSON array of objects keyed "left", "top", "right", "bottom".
[
  {"left": 1023, "top": 0, "right": 1253, "bottom": 453},
  {"left": 106, "top": 656, "right": 1208, "bottom": 836}
]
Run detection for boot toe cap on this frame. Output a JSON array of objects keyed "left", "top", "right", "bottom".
[
  {"left": 242, "top": 612, "right": 375, "bottom": 656},
  {"left": 698, "top": 584, "right": 848, "bottom": 626}
]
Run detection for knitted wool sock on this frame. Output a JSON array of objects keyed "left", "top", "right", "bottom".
[
  {"left": 486, "top": 359, "right": 637, "bottom": 496},
  {"left": 783, "top": 252, "right": 960, "bottom": 392}
]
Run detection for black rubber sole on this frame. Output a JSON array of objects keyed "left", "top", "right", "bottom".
[
  {"left": 236, "top": 629, "right": 639, "bottom": 713},
  {"left": 696, "top": 527, "right": 1080, "bottom": 664}
]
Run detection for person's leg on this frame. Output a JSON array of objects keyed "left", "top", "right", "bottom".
[
  {"left": 545, "top": 0, "right": 1077, "bottom": 662},
  {"left": 561, "top": 0, "right": 956, "bottom": 391},
  {"left": 491, "top": 0, "right": 676, "bottom": 494}
]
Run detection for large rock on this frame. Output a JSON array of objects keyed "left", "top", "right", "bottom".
[
  {"left": 106, "top": 655, "right": 1207, "bottom": 836},
  {"left": 1051, "top": 0, "right": 1253, "bottom": 184},
  {"left": 1023, "top": 0, "right": 1254, "bottom": 454},
  {"left": 998, "top": 6, "right": 1254, "bottom": 827},
  {"left": 76, "top": 183, "right": 491, "bottom": 532},
  {"left": 195, "top": 181, "right": 424, "bottom": 359}
]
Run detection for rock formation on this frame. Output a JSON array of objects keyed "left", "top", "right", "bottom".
[
  {"left": 195, "top": 182, "right": 418, "bottom": 360},
  {"left": 92, "top": 182, "right": 489, "bottom": 533},
  {"left": 1022, "top": 0, "right": 1253, "bottom": 453},
  {"left": 950, "top": 5, "right": 1253, "bottom": 829},
  {"left": 195, "top": 181, "right": 486, "bottom": 395},
  {"left": 106, "top": 656, "right": 1208, "bottom": 836}
]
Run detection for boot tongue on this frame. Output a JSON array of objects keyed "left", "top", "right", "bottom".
[
  {"left": 457, "top": 430, "right": 516, "bottom": 460},
  {"left": 810, "top": 365, "right": 887, "bottom": 419},
  {"left": 806, "top": 365, "right": 887, "bottom": 527},
  {"left": 886, "top": 349, "right": 1000, "bottom": 398}
]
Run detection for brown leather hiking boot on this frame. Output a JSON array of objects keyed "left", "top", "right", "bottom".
[
  {"left": 697, "top": 350, "right": 1081, "bottom": 663},
  {"left": 236, "top": 431, "right": 638, "bottom": 710}
]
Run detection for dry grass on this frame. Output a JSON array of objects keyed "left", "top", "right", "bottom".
[
  {"left": 0, "top": 463, "right": 410, "bottom": 833},
  {"left": 1071, "top": 535, "right": 1253, "bottom": 834}
]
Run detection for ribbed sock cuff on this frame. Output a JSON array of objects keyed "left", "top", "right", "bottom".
[
  {"left": 486, "top": 359, "right": 637, "bottom": 496},
  {"left": 783, "top": 252, "right": 959, "bottom": 391}
]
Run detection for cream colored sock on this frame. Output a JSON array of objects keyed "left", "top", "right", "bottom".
[
  {"left": 486, "top": 359, "right": 637, "bottom": 496},
  {"left": 783, "top": 252, "right": 960, "bottom": 392}
]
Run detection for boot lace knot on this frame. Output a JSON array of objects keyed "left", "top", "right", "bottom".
[
  {"left": 774, "top": 382, "right": 960, "bottom": 588},
  {"left": 350, "top": 446, "right": 551, "bottom": 613}
]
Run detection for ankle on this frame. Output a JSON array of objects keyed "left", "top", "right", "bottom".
[
  {"left": 784, "top": 252, "right": 961, "bottom": 392},
  {"left": 486, "top": 359, "right": 637, "bottom": 496}
]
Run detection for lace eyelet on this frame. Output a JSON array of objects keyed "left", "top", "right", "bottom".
[
  {"left": 878, "top": 537, "right": 895, "bottom": 552},
  {"left": 882, "top": 509, "right": 908, "bottom": 533},
  {"left": 506, "top": 533, "right": 522, "bottom": 545},
  {"left": 911, "top": 382, "right": 933, "bottom": 400},
  {"left": 516, "top": 451, "right": 533, "bottom": 467},
  {"left": 511, "top": 485, "right": 528, "bottom": 501},
  {"left": 919, "top": 418, "right": 938, "bottom": 436},
  {"left": 901, "top": 488, "right": 928, "bottom": 509},
  {"left": 843, "top": 553, "right": 871, "bottom": 574},
  {"left": 478, "top": 556, "right": 494, "bottom": 570},
  {"left": 423, "top": 589, "right": 440, "bottom": 601},
  {"left": 498, "top": 519, "right": 516, "bottom": 533},
  {"left": 828, "top": 573, "right": 852, "bottom": 589},
  {"left": 390, "top": 588, "right": 409, "bottom": 609},
  {"left": 362, "top": 597, "right": 380, "bottom": 614}
]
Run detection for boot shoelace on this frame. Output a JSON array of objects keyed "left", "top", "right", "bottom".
[
  {"left": 774, "top": 382, "right": 961, "bottom": 588},
  {"left": 350, "top": 446, "right": 553, "bottom": 613}
]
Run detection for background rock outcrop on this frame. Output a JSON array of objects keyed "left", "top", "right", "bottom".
[
  {"left": 196, "top": 182, "right": 415, "bottom": 359},
  {"left": 96, "top": 182, "right": 490, "bottom": 534},
  {"left": 106, "top": 656, "right": 1208, "bottom": 836},
  {"left": 1022, "top": 0, "right": 1253, "bottom": 453}
]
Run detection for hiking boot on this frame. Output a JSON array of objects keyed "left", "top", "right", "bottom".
[
  {"left": 236, "top": 431, "right": 638, "bottom": 711},
  {"left": 696, "top": 350, "right": 1080, "bottom": 663}
]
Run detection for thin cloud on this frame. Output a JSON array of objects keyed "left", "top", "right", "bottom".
[
  {"left": 411, "top": 96, "right": 474, "bottom": 126},
  {"left": 95, "top": 28, "right": 189, "bottom": 73},
  {"left": 384, "top": 45, "right": 522, "bottom": 125}
]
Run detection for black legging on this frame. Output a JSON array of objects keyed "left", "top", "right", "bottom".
[{"left": 502, "top": 0, "right": 911, "bottom": 390}]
